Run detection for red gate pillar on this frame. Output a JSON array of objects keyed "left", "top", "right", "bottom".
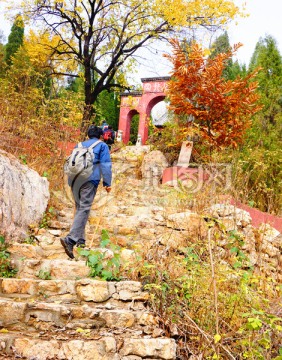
[
  {"left": 118, "top": 93, "right": 142, "bottom": 144},
  {"left": 118, "top": 105, "right": 131, "bottom": 144},
  {"left": 138, "top": 112, "right": 149, "bottom": 145}
]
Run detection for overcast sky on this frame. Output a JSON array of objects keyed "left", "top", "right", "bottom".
[
  {"left": 0, "top": 0, "right": 281, "bottom": 77},
  {"left": 229, "top": 0, "right": 282, "bottom": 65}
]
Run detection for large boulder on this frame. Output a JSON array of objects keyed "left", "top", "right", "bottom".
[
  {"left": 0, "top": 149, "right": 50, "bottom": 241},
  {"left": 111, "top": 145, "right": 151, "bottom": 181},
  {"left": 111, "top": 145, "right": 151, "bottom": 163},
  {"left": 141, "top": 150, "right": 168, "bottom": 187}
]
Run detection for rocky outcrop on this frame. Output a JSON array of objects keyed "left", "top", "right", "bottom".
[{"left": 0, "top": 149, "right": 49, "bottom": 241}]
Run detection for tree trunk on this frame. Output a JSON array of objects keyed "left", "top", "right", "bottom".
[
  {"left": 80, "top": 61, "right": 93, "bottom": 137},
  {"left": 81, "top": 104, "right": 93, "bottom": 138}
]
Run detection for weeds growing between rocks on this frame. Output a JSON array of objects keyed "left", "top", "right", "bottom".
[{"left": 0, "top": 235, "right": 18, "bottom": 278}]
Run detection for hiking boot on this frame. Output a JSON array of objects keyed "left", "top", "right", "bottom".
[
  {"left": 77, "top": 238, "right": 86, "bottom": 248},
  {"left": 60, "top": 238, "right": 74, "bottom": 259}
]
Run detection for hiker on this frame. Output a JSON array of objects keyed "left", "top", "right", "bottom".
[
  {"left": 103, "top": 125, "right": 115, "bottom": 150},
  {"left": 61, "top": 125, "right": 112, "bottom": 259},
  {"left": 101, "top": 120, "right": 109, "bottom": 131}
]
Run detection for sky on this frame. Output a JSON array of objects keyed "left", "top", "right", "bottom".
[{"left": 0, "top": 0, "right": 281, "bottom": 76}]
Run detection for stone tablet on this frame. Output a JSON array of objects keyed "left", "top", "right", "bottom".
[{"left": 177, "top": 141, "right": 193, "bottom": 167}]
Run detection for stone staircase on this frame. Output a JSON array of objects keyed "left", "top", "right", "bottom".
[
  {"left": 0, "top": 276, "right": 175, "bottom": 359},
  {"left": 0, "top": 151, "right": 178, "bottom": 359}
]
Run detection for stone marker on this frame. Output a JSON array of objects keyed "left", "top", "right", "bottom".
[{"left": 177, "top": 141, "right": 193, "bottom": 167}]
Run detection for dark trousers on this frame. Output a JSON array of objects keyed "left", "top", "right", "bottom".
[{"left": 67, "top": 182, "right": 97, "bottom": 243}]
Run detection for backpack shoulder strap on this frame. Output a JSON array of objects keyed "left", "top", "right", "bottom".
[{"left": 88, "top": 140, "right": 102, "bottom": 151}]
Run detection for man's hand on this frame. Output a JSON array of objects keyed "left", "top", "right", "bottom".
[{"left": 105, "top": 186, "right": 111, "bottom": 193}]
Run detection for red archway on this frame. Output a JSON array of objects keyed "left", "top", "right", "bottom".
[{"left": 118, "top": 77, "right": 170, "bottom": 144}]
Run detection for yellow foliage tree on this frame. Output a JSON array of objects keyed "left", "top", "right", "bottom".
[
  {"left": 24, "top": 30, "right": 77, "bottom": 73},
  {"left": 0, "top": 43, "right": 83, "bottom": 187},
  {"left": 154, "top": 0, "right": 243, "bottom": 27},
  {"left": 23, "top": 30, "right": 77, "bottom": 96}
]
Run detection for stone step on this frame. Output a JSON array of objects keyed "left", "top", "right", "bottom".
[
  {"left": 8, "top": 241, "right": 137, "bottom": 263},
  {"left": 0, "top": 331, "right": 176, "bottom": 360},
  {"left": 0, "top": 278, "right": 149, "bottom": 304},
  {"left": 87, "top": 214, "right": 162, "bottom": 237},
  {"left": 0, "top": 297, "right": 155, "bottom": 333},
  {"left": 8, "top": 242, "right": 68, "bottom": 261},
  {"left": 12, "top": 258, "right": 90, "bottom": 279},
  {"left": 11, "top": 245, "right": 139, "bottom": 279}
]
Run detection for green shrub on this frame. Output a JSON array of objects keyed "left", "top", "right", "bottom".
[
  {"left": 77, "top": 230, "right": 121, "bottom": 281},
  {"left": 232, "top": 116, "right": 282, "bottom": 215}
]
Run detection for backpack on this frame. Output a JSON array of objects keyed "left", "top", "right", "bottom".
[
  {"left": 64, "top": 140, "right": 102, "bottom": 188},
  {"left": 103, "top": 129, "right": 113, "bottom": 141}
]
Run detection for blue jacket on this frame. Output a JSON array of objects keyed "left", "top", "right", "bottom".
[{"left": 78, "top": 138, "right": 112, "bottom": 187}]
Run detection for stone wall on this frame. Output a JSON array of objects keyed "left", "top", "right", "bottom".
[{"left": 209, "top": 204, "right": 282, "bottom": 281}]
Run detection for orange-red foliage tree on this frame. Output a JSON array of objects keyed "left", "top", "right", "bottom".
[{"left": 165, "top": 39, "right": 262, "bottom": 148}]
